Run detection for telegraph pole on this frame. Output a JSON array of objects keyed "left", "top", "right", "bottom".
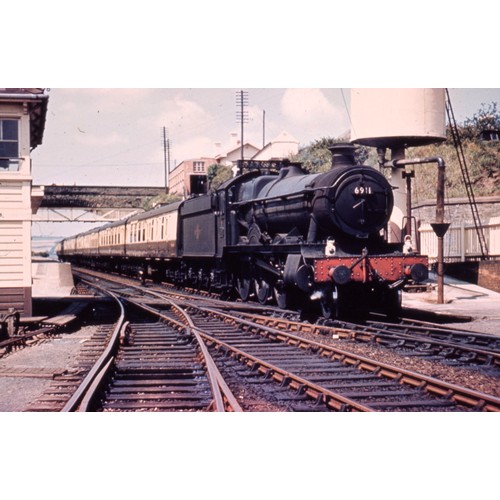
[
  {"left": 263, "top": 110, "right": 266, "bottom": 148},
  {"left": 162, "top": 127, "right": 170, "bottom": 193},
  {"left": 236, "top": 90, "right": 249, "bottom": 162}
]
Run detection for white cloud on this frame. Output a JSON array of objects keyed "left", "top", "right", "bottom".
[
  {"left": 149, "top": 94, "right": 219, "bottom": 162},
  {"left": 281, "top": 89, "right": 348, "bottom": 142},
  {"left": 155, "top": 95, "right": 214, "bottom": 138}
]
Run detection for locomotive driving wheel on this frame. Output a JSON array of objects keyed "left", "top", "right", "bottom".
[
  {"left": 320, "top": 298, "right": 335, "bottom": 319},
  {"left": 254, "top": 277, "right": 271, "bottom": 305},
  {"left": 236, "top": 276, "right": 252, "bottom": 301},
  {"left": 319, "top": 286, "right": 342, "bottom": 319},
  {"left": 273, "top": 283, "right": 288, "bottom": 309}
]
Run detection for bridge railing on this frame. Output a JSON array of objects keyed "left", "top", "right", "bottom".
[{"left": 419, "top": 216, "right": 500, "bottom": 262}]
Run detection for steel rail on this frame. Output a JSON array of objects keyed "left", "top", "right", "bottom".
[
  {"left": 119, "top": 295, "right": 243, "bottom": 412},
  {"left": 62, "top": 284, "right": 125, "bottom": 412},
  {"left": 79, "top": 358, "right": 115, "bottom": 412},
  {"left": 196, "top": 307, "right": 500, "bottom": 411},
  {"left": 234, "top": 311, "right": 500, "bottom": 367},
  {"left": 199, "top": 330, "right": 373, "bottom": 412}
]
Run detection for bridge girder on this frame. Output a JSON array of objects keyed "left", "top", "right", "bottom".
[
  {"left": 32, "top": 185, "right": 166, "bottom": 222},
  {"left": 32, "top": 207, "right": 142, "bottom": 223}
]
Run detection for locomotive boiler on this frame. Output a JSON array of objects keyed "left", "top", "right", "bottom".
[{"left": 234, "top": 145, "right": 393, "bottom": 241}]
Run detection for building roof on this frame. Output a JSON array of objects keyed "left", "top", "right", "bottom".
[
  {"left": 269, "top": 130, "right": 299, "bottom": 144},
  {"left": 170, "top": 157, "right": 216, "bottom": 173},
  {"left": 218, "top": 142, "right": 260, "bottom": 158},
  {"left": 0, "top": 88, "right": 49, "bottom": 149},
  {"left": 252, "top": 131, "right": 299, "bottom": 161}
]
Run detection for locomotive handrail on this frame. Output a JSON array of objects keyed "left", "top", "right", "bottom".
[{"left": 229, "top": 190, "right": 315, "bottom": 207}]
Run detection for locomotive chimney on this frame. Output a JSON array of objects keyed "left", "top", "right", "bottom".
[{"left": 329, "top": 143, "right": 356, "bottom": 169}]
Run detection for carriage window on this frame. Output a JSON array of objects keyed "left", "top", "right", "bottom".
[{"left": 0, "top": 119, "right": 20, "bottom": 170}]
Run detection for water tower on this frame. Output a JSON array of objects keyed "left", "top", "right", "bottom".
[
  {"left": 350, "top": 88, "right": 448, "bottom": 303},
  {"left": 351, "top": 88, "right": 446, "bottom": 240}
]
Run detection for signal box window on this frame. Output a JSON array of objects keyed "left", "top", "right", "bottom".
[{"left": 0, "top": 119, "right": 20, "bottom": 170}]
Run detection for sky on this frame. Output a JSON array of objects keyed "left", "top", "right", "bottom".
[
  {"left": 31, "top": 88, "right": 500, "bottom": 189},
  {"left": 31, "top": 88, "right": 353, "bottom": 187}
]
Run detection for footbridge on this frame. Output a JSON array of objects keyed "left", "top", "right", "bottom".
[{"left": 32, "top": 185, "right": 166, "bottom": 222}]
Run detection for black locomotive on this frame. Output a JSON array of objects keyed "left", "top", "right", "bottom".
[{"left": 58, "top": 144, "right": 428, "bottom": 317}]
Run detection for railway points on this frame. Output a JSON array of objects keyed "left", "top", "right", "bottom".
[{"left": 0, "top": 268, "right": 500, "bottom": 411}]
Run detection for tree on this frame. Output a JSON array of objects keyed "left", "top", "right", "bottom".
[
  {"left": 142, "top": 193, "right": 182, "bottom": 211},
  {"left": 207, "top": 164, "right": 219, "bottom": 185},
  {"left": 460, "top": 102, "right": 500, "bottom": 141},
  {"left": 292, "top": 137, "right": 370, "bottom": 173},
  {"left": 208, "top": 163, "right": 233, "bottom": 190}
]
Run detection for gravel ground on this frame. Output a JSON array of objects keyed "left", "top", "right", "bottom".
[{"left": 0, "top": 326, "right": 97, "bottom": 412}]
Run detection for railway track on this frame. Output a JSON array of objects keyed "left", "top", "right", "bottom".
[
  {"left": 187, "top": 307, "right": 499, "bottom": 411},
  {"left": 224, "top": 312, "right": 500, "bottom": 375},
  {"left": 70, "top": 270, "right": 500, "bottom": 411},
  {"left": 58, "top": 281, "right": 243, "bottom": 412},
  {"left": 0, "top": 327, "right": 56, "bottom": 356},
  {"left": 0, "top": 298, "right": 92, "bottom": 359},
  {"left": 92, "top": 318, "right": 216, "bottom": 411},
  {"left": 122, "top": 278, "right": 500, "bottom": 375},
  {"left": 26, "top": 299, "right": 120, "bottom": 412}
]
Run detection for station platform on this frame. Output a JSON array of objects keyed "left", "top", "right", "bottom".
[
  {"left": 402, "top": 273, "right": 500, "bottom": 334},
  {"left": 32, "top": 260, "right": 76, "bottom": 297}
]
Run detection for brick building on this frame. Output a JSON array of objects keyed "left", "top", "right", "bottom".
[{"left": 169, "top": 157, "right": 216, "bottom": 197}]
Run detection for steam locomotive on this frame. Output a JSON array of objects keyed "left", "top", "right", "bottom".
[{"left": 57, "top": 144, "right": 428, "bottom": 318}]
